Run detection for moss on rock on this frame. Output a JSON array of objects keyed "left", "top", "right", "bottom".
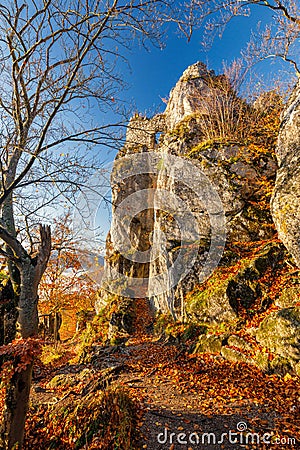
[
  {"left": 186, "top": 242, "right": 285, "bottom": 323},
  {"left": 270, "top": 356, "right": 294, "bottom": 376},
  {"left": 276, "top": 286, "right": 300, "bottom": 308},
  {"left": 254, "top": 352, "right": 270, "bottom": 373},
  {"left": 256, "top": 307, "right": 300, "bottom": 363},
  {"left": 193, "top": 334, "right": 226, "bottom": 354},
  {"left": 221, "top": 346, "right": 254, "bottom": 365},
  {"left": 46, "top": 374, "right": 76, "bottom": 389},
  {"left": 227, "top": 335, "right": 253, "bottom": 352}
]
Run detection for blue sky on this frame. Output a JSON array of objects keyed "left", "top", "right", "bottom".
[
  {"left": 119, "top": 6, "right": 293, "bottom": 116},
  {"left": 95, "top": 4, "right": 296, "bottom": 161}
]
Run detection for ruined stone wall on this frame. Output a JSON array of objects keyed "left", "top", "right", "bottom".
[{"left": 124, "top": 113, "right": 166, "bottom": 151}]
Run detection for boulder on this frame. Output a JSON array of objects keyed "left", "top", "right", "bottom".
[
  {"left": 193, "top": 334, "right": 226, "bottom": 354},
  {"left": 256, "top": 307, "right": 300, "bottom": 363},
  {"left": 275, "top": 285, "right": 300, "bottom": 308},
  {"left": 253, "top": 351, "right": 294, "bottom": 376},
  {"left": 227, "top": 335, "right": 253, "bottom": 352},
  {"left": 221, "top": 347, "right": 253, "bottom": 365}
]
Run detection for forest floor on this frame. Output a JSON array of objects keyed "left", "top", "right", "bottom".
[{"left": 26, "top": 298, "right": 300, "bottom": 450}]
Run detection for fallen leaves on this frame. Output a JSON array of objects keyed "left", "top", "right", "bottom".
[{"left": 15, "top": 295, "right": 300, "bottom": 449}]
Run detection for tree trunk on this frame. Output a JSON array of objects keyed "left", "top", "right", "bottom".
[
  {"left": 0, "top": 270, "right": 39, "bottom": 449},
  {"left": 18, "top": 264, "right": 40, "bottom": 339},
  {"left": 0, "top": 195, "right": 21, "bottom": 347},
  {"left": 1, "top": 363, "right": 33, "bottom": 450},
  {"left": 0, "top": 225, "right": 51, "bottom": 449}
]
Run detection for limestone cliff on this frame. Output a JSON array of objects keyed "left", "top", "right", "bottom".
[
  {"left": 271, "top": 80, "right": 300, "bottom": 267},
  {"left": 164, "top": 62, "right": 214, "bottom": 130},
  {"left": 94, "top": 64, "right": 300, "bottom": 376},
  {"left": 98, "top": 62, "right": 278, "bottom": 321}
]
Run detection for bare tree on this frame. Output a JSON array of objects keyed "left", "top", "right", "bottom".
[
  {"left": 184, "top": 60, "right": 285, "bottom": 146},
  {"left": 0, "top": 0, "right": 193, "bottom": 447}
]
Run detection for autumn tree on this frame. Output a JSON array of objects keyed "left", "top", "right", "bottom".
[
  {"left": 0, "top": 1, "right": 196, "bottom": 448},
  {"left": 38, "top": 213, "right": 98, "bottom": 339}
]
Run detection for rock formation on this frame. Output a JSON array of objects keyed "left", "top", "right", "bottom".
[
  {"left": 96, "top": 62, "right": 300, "bottom": 377},
  {"left": 98, "top": 62, "right": 278, "bottom": 318},
  {"left": 271, "top": 80, "right": 300, "bottom": 267},
  {"left": 164, "top": 62, "right": 215, "bottom": 130}
]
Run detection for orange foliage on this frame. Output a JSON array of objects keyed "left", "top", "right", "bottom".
[
  {"left": 38, "top": 213, "right": 97, "bottom": 339},
  {"left": 0, "top": 338, "right": 42, "bottom": 416}
]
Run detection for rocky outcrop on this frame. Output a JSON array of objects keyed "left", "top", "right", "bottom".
[
  {"left": 220, "top": 346, "right": 254, "bottom": 365},
  {"left": 186, "top": 242, "right": 285, "bottom": 324},
  {"left": 93, "top": 62, "right": 300, "bottom": 377},
  {"left": 191, "top": 306, "right": 300, "bottom": 376},
  {"left": 164, "top": 62, "right": 214, "bottom": 130},
  {"left": 256, "top": 307, "right": 300, "bottom": 363},
  {"left": 98, "top": 62, "right": 278, "bottom": 321},
  {"left": 150, "top": 65, "right": 277, "bottom": 318},
  {"left": 186, "top": 239, "right": 300, "bottom": 376},
  {"left": 271, "top": 80, "right": 300, "bottom": 267}
]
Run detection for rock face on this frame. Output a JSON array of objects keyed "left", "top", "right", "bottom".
[
  {"left": 97, "top": 62, "right": 278, "bottom": 320},
  {"left": 164, "top": 62, "right": 214, "bottom": 130},
  {"left": 99, "top": 120, "right": 165, "bottom": 301},
  {"left": 271, "top": 80, "right": 300, "bottom": 267},
  {"left": 256, "top": 307, "right": 300, "bottom": 364},
  {"left": 186, "top": 242, "right": 285, "bottom": 324}
]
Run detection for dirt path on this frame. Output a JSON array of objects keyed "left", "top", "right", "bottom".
[
  {"left": 108, "top": 299, "right": 299, "bottom": 450},
  {"left": 112, "top": 340, "right": 297, "bottom": 450},
  {"left": 29, "top": 299, "right": 300, "bottom": 449}
]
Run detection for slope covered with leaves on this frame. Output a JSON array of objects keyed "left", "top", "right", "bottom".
[{"left": 22, "top": 294, "right": 300, "bottom": 449}]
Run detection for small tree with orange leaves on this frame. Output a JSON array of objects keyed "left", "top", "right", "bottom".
[{"left": 38, "top": 213, "right": 97, "bottom": 340}]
